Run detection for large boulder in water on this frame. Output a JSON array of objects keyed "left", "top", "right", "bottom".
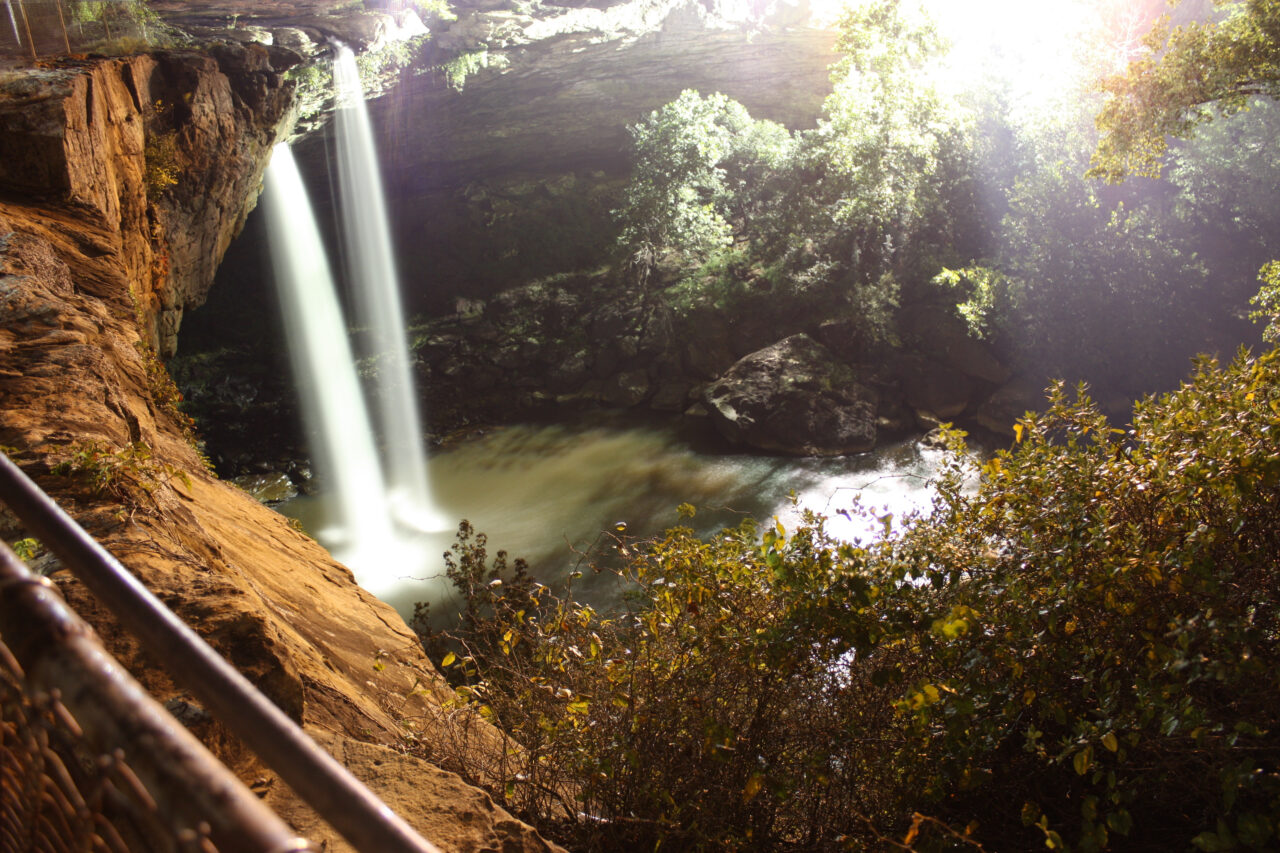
[{"left": 703, "top": 334, "right": 879, "bottom": 455}]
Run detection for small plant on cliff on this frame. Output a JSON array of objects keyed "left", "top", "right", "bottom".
[
  {"left": 52, "top": 439, "right": 190, "bottom": 505},
  {"left": 127, "top": 288, "right": 209, "bottom": 468},
  {"left": 10, "top": 538, "right": 42, "bottom": 561},
  {"left": 438, "top": 49, "right": 507, "bottom": 92},
  {"left": 144, "top": 129, "right": 180, "bottom": 195},
  {"left": 134, "top": 339, "right": 205, "bottom": 451}
]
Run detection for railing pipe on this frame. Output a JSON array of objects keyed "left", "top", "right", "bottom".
[
  {"left": 0, "top": 539, "right": 313, "bottom": 853},
  {"left": 0, "top": 453, "right": 442, "bottom": 853}
]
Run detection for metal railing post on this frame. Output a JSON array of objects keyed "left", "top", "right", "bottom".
[
  {"left": 0, "top": 453, "right": 442, "bottom": 853},
  {"left": 0, "top": 539, "right": 314, "bottom": 853}
]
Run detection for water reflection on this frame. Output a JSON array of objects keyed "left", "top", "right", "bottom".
[{"left": 280, "top": 417, "right": 964, "bottom": 618}]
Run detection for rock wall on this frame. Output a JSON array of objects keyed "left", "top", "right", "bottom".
[{"left": 0, "top": 50, "right": 558, "bottom": 852}]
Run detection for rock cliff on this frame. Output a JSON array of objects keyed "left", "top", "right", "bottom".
[{"left": 0, "top": 47, "right": 558, "bottom": 852}]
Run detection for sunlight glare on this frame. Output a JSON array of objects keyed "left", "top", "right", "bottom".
[
  {"left": 926, "top": 0, "right": 1094, "bottom": 105},
  {"left": 807, "top": 0, "right": 1115, "bottom": 109}
]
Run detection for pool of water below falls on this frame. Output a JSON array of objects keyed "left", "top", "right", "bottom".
[{"left": 278, "top": 416, "right": 963, "bottom": 620}]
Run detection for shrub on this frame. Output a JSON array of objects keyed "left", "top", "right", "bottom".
[
  {"left": 144, "top": 128, "right": 180, "bottom": 195},
  {"left": 51, "top": 439, "right": 189, "bottom": 505},
  {"left": 419, "top": 346, "right": 1280, "bottom": 851}
]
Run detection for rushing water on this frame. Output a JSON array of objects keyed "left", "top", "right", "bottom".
[
  {"left": 332, "top": 45, "right": 444, "bottom": 534},
  {"left": 261, "top": 144, "right": 398, "bottom": 567},
  {"left": 280, "top": 416, "right": 957, "bottom": 619},
  {"left": 259, "top": 52, "right": 448, "bottom": 598}
]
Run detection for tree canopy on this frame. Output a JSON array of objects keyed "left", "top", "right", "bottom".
[{"left": 1091, "top": 0, "right": 1280, "bottom": 182}]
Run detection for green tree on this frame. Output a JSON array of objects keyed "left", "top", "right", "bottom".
[
  {"left": 766, "top": 0, "right": 963, "bottom": 335},
  {"left": 1091, "top": 0, "right": 1280, "bottom": 182},
  {"left": 614, "top": 90, "right": 789, "bottom": 269},
  {"left": 614, "top": 0, "right": 968, "bottom": 343}
]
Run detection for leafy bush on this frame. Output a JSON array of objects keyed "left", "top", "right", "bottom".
[
  {"left": 144, "top": 129, "right": 180, "bottom": 195},
  {"left": 418, "top": 345, "right": 1280, "bottom": 851},
  {"left": 51, "top": 439, "right": 189, "bottom": 505},
  {"left": 1250, "top": 260, "right": 1280, "bottom": 343}
]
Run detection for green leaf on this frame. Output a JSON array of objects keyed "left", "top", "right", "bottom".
[
  {"left": 1236, "top": 813, "right": 1273, "bottom": 848},
  {"left": 1192, "top": 831, "right": 1237, "bottom": 852},
  {"left": 1106, "top": 809, "right": 1133, "bottom": 837}
]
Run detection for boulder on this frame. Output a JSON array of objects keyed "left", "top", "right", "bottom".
[
  {"left": 703, "top": 334, "right": 879, "bottom": 455},
  {"left": 231, "top": 471, "right": 298, "bottom": 504},
  {"left": 973, "top": 376, "right": 1050, "bottom": 436},
  {"left": 901, "top": 304, "right": 1012, "bottom": 386},
  {"left": 897, "top": 354, "right": 977, "bottom": 420}
]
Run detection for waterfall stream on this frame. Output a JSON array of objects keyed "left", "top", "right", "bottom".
[
  {"left": 261, "top": 144, "right": 398, "bottom": 573},
  {"left": 259, "top": 50, "right": 449, "bottom": 600},
  {"left": 332, "top": 45, "right": 445, "bottom": 534}
]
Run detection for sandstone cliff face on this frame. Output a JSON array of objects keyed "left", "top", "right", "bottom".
[
  {"left": 0, "top": 44, "right": 291, "bottom": 357},
  {"left": 0, "top": 50, "right": 558, "bottom": 853}
]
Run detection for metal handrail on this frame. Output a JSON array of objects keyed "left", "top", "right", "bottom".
[
  {"left": 0, "top": 453, "right": 442, "bottom": 853},
  {"left": 0, "top": 538, "right": 314, "bottom": 852}
]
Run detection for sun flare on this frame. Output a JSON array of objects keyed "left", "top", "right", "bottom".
[{"left": 809, "top": 0, "right": 1158, "bottom": 109}]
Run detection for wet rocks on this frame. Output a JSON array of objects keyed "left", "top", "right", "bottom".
[{"left": 702, "top": 334, "right": 881, "bottom": 456}]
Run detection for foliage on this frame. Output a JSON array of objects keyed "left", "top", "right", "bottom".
[
  {"left": 420, "top": 347, "right": 1280, "bottom": 851},
  {"left": 356, "top": 35, "right": 432, "bottom": 90},
  {"left": 51, "top": 440, "right": 189, "bottom": 505},
  {"left": 438, "top": 49, "right": 508, "bottom": 91},
  {"left": 930, "top": 265, "right": 1018, "bottom": 340},
  {"left": 1091, "top": 0, "right": 1280, "bottom": 182},
  {"left": 10, "top": 538, "right": 42, "bottom": 562},
  {"left": 1162, "top": 99, "right": 1280, "bottom": 288},
  {"left": 144, "top": 129, "right": 180, "bottom": 195},
  {"left": 403, "top": 0, "right": 454, "bottom": 21},
  {"left": 127, "top": 285, "right": 207, "bottom": 462},
  {"left": 69, "top": 0, "right": 174, "bottom": 52},
  {"left": 1249, "top": 260, "right": 1280, "bottom": 342},
  {"left": 613, "top": 0, "right": 964, "bottom": 344},
  {"left": 937, "top": 91, "right": 1280, "bottom": 400},
  {"left": 614, "top": 90, "right": 786, "bottom": 265}
]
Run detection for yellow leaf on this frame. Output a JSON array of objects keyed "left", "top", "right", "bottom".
[
  {"left": 743, "top": 773, "right": 764, "bottom": 803},
  {"left": 1073, "top": 746, "right": 1093, "bottom": 776},
  {"left": 1014, "top": 423, "right": 1024, "bottom": 443},
  {"left": 441, "top": 652, "right": 457, "bottom": 667},
  {"left": 1102, "top": 732, "right": 1119, "bottom": 752}
]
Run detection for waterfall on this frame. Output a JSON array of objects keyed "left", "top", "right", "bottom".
[
  {"left": 259, "top": 50, "right": 451, "bottom": 602},
  {"left": 332, "top": 45, "right": 446, "bottom": 535},
  {"left": 261, "top": 144, "right": 398, "bottom": 574},
  {"left": 5, "top": 0, "right": 21, "bottom": 46}
]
